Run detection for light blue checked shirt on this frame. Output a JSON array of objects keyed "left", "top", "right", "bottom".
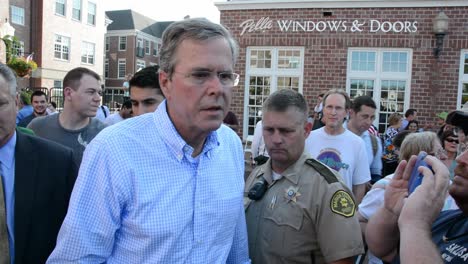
[{"left": 47, "top": 101, "right": 250, "bottom": 263}]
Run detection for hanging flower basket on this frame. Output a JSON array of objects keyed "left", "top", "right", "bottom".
[{"left": 7, "top": 56, "right": 37, "bottom": 77}]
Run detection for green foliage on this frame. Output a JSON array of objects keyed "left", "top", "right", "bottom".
[
  {"left": 6, "top": 56, "right": 37, "bottom": 77},
  {"left": 1, "top": 35, "right": 21, "bottom": 62}
]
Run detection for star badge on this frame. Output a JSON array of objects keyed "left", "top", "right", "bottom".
[{"left": 284, "top": 186, "right": 301, "bottom": 203}]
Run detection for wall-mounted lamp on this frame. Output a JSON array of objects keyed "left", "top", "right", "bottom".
[{"left": 433, "top": 11, "right": 449, "bottom": 59}]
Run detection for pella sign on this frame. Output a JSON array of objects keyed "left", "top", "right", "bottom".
[{"left": 239, "top": 17, "right": 418, "bottom": 36}]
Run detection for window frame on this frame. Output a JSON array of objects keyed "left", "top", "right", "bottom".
[
  {"left": 10, "top": 5, "right": 25, "bottom": 26},
  {"left": 118, "top": 59, "right": 126, "bottom": 79},
  {"left": 12, "top": 41, "right": 24, "bottom": 56},
  {"left": 243, "top": 46, "right": 305, "bottom": 139},
  {"left": 105, "top": 37, "right": 110, "bottom": 52},
  {"left": 119, "top": 36, "right": 127, "bottom": 51},
  {"left": 54, "top": 34, "right": 71, "bottom": 61},
  {"left": 81, "top": 41, "right": 95, "bottom": 65},
  {"left": 87, "top": 1, "right": 96, "bottom": 26},
  {"left": 72, "top": 0, "right": 82, "bottom": 21},
  {"left": 346, "top": 47, "right": 413, "bottom": 132},
  {"left": 55, "top": 0, "right": 66, "bottom": 17},
  {"left": 144, "top": 40, "right": 150, "bottom": 55},
  {"left": 458, "top": 49, "right": 468, "bottom": 109},
  {"left": 136, "top": 60, "right": 146, "bottom": 71},
  {"left": 104, "top": 59, "right": 109, "bottom": 78}
]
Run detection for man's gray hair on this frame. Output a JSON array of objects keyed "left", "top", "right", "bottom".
[
  {"left": 0, "top": 63, "right": 17, "bottom": 96},
  {"left": 159, "top": 18, "right": 239, "bottom": 78},
  {"left": 262, "top": 89, "right": 309, "bottom": 123}
]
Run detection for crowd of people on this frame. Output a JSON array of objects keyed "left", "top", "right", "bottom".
[{"left": 0, "top": 17, "right": 468, "bottom": 264}]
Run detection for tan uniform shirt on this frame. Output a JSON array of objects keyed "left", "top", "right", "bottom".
[{"left": 244, "top": 152, "right": 364, "bottom": 264}]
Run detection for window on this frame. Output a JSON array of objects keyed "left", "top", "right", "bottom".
[
  {"left": 12, "top": 41, "right": 24, "bottom": 56},
  {"left": 458, "top": 50, "right": 468, "bottom": 109},
  {"left": 87, "top": 1, "right": 96, "bottom": 25},
  {"left": 72, "top": 0, "right": 82, "bottom": 21},
  {"left": 244, "top": 47, "right": 304, "bottom": 137},
  {"left": 118, "top": 59, "right": 126, "bottom": 79},
  {"left": 81, "top": 42, "right": 95, "bottom": 64},
  {"left": 153, "top": 42, "right": 158, "bottom": 56},
  {"left": 11, "top": 6, "right": 25, "bottom": 25},
  {"left": 54, "top": 35, "right": 70, "bottom": 60},
  {"left": 136, "top": 38, "right": 144, "bottom": 57},
  {"left": 55, "top": 0, "right": 66, "bottom": 16},
  {"left": 145, "top": 40, "right": 150, "bottom": 55},
  {"left": 346, "top": 48, "right": 412, "bottom": 133},
  {"left": 105, "top": 59, "right": 109, "bottom": 78},
  {"left": 53, "top": 80, "right": 62, "bottom": 88},
  {"left": 136, "top": 60, "right": 145, "bottom": 71},
  {"left": 105, "top": 37, "right": 109, "bottom": 51},
  {"left": 119, "top": 36, "right": 126, "bottom": 51}
]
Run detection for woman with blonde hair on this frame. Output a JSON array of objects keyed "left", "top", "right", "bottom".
[{"left": 358, "top": 131, "right": 454, "bottom": 264}]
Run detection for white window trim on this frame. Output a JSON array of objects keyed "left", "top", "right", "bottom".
[
  {"left": 105, "top": 59, "right": 109, "bottom": 78},
  {"left": 87, "top": 1, "right": 96, "bottom": 26},
  {"left": 118, "top": 59, "right": 126, "bottom": 79},
  {"left": 119, "top": 36, "right": 127, "bottom": 51},
  {"left": 10, "top": 5, "right": 25, "bottom": 26},
  {"left": 105, "top": 37, "right": 109, "bottom": 52},
  {"left": 136, "top": 59, "right": 146, "bottom": 71},
  {"left": 54, "top": 34, "right": 71, "bottom": 61},
  {"left": 145, "top": 40, "right": 150, "bottom": 55},
  {"left": 72, "top": 0, "right": 82, "bottom": 21},
  {"left": 13, "top": 41, "right": 24, "bottom": 56},
  {"left": 345, "top": 47, "right": 413, "bottom": 130},
  {"left": 55, "top": 0, "right": 66, "bottom": 17},
  {"left": 81, "top": 41, "right": 95, "bottom": 65},
  {"left": 243, "top": 46, "right": 305, "bottom": 139},
  {"left": 458, "top": 49, "right": 468, "bottom": 109}
]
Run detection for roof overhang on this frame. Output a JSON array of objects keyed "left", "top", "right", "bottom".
[{"left": 215, "top": 0, "right": 468, "bottom": 11}]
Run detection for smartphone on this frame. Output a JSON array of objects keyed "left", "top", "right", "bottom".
[{"left": 408, "top": 152, "right": 432, "bottom": 194}]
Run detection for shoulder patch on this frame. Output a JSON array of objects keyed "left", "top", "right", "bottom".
[
  {"left": 305, "top": 159, "right": 339, "bottom": 184},
  {"left": 330, "top": 190, "right": 355, "bottom": 217}
]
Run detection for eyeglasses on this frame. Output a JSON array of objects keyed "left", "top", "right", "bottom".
[
  {"left": 173, "top": 70, "right": 240, "bottom": 87},
  {"left": 445, "top": 138, "right": 459, "bottom": 144}
]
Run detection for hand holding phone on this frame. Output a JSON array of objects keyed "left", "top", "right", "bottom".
[{"left": 408, "top": 152, "right": 432, "bottom": 194}]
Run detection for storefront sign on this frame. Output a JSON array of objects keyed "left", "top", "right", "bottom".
[{"left": 239, "top": 17, "right": 418, "bottom": 36}]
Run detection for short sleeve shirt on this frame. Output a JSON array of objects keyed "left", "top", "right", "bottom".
[{"left": 244, "top": 152, "right": 364, "bottom": 264}]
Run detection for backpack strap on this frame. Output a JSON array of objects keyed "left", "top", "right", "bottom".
[{"left": 370, "top": 134, "right": 378, "bottom": 157}]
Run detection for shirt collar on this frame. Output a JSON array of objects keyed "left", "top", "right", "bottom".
[
  {"left": 154, "top": 100, "right": 220, "bottom": 161},
  {"left": 255, "top": 150, "right": 311, "bottom": 185},
  {"left": 0, "top": 131, "right": 16, "bottom": 170}
]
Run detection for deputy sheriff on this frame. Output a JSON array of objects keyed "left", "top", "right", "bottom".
[{"left": 244, "top": 89, "right": 364, "bottom": 264}]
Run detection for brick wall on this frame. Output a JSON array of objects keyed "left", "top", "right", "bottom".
[{"left": 221, "top": 7, "right": 468, "bottom": 136}]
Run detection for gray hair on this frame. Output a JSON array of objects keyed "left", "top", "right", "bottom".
[
  {"left": 0, "top": 63, "right": 17, "bottom": 96},
  {"left": 400, "top": 131, "right": 439, "bottom": 161},
  {"left": 323, "top": 88, "right": 352, "bottom": 110},
  {"left": 262, "top": 89, "right": 309, "bottom": 123},
  {"left": 159, "top": 18, "right": 238, "bottom": 78}
]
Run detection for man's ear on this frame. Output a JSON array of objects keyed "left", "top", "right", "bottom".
[
  {"left": 63, "top": 87, "right": 73, "bottom": 101},
  {"left": 159, "top": 71, "right": 171, "bottom": 99},
  {"left": 304, "top": 120, "right": 313, "bottom": 138}
]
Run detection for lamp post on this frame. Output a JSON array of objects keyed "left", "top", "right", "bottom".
[{"left": 433, "top": 11, "right": 449, "bottom": 59}]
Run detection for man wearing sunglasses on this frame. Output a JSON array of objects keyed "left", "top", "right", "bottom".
[
  {"left": 47, "top": 18, "right": 249, "bottom": 263},
  {"left": 365, "top": 107, "right": 468, "bottom": 263}
]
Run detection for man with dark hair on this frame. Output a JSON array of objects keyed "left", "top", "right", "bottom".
[
  {"left": 15, "top": 92, "right": 32, "bottom": 125},
  {"left": 17, "top": 90, "right": 48, "bottom": 127},
  {"left": 104, "top": 100, "right": 132, "bottom": 126},
  {"left": 305, "top": 89, "right": 371, "bottom": 203},
  {"left": 245, "top": 89, "right": 364, "bottom": 263},
  {"left": 399, "top": 108, "right": 417, "bottom": 131},
  {"left": 28, "top": 67, "right": 106, "bottom": 165},
  {"left": 346, "top": 95, "right": 382, "bottom": 183},
  {"left": 48, "top": 18, "right": 249, "bottom": 263},
  {"left": 129, "top": 65, "right": 165, "bottom": 116},
  {"left": 0, "top": 63, "right": 77, "bottom": 264}
]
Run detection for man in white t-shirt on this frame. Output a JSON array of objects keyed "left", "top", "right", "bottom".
[
  {"left": 305, "top": 89, "right": 370, "bottom": 204},
  {"left": 104, "top": 100, "right": 132, "bottom": 126}
]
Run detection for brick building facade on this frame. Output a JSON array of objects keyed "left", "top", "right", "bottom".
[{"left": 216, "top": 0, "right": 468, "bottom": 139}]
